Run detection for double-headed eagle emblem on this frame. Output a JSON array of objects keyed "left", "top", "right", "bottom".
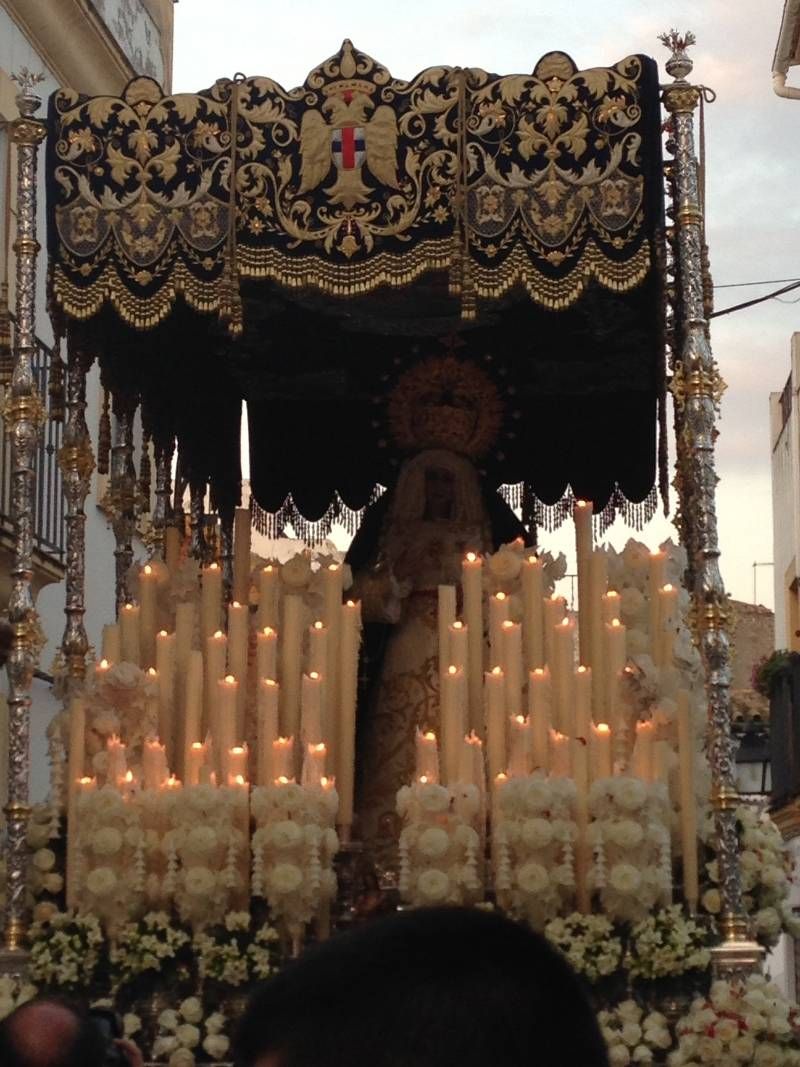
[{"left": 298, "top": 44, "right": 399, "bottom": 209}]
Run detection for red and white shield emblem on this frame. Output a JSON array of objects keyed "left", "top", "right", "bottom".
[{"left": 331, "top": 126, "right": 366, "bottom": 170}]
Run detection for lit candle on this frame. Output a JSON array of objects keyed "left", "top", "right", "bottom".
[
  {"left": 415, "top": 729, "right": 440, "bottom": 782},
  {"left": 589, "top": 548, "right": 608, "bottom": 722},
  {"left": 174, "top": 602, "right": 194, "bottom": 729},
  {"left": 232, "top": 506, "right": 251, "bottom": 606},
  {"left": 76, "top": 775, "right": 96, "bottom": 794},
  {"left": 448, "top": 620, "right": 468, "bottom": 673},
  {"left": 590, "top": 722, "right": 613, "bottom": 780},
  {"left": 574, "top": 665, "right": 592, "bottom": 740},
  {"left": 120, "top": 602, "right": 140, "bottom": 665},
  {"left": 257, "top": 565, "right": 279, "bottom": 630},
  {"left": 301, "top": 671, "right": 323, "bottom": 745},
  {"left": 272, "top": 737, "right": 294, "bottom": 781},
  {"left": 101, "top": 623, "right": 121, "bottom": 664},
  {"left": 216, "top": 675, "right": 238, "bottom": 784},
  {"left": 94, "top": 657, "right": 111, "bottom": 683},
  {"left": 257, "top": 678, "right": 279, "bottom": 786},
  {"left": 302, "top": 741, "right": 327, "bottom": 785},
  {"left": 554, "top": 617, "right": 576, "bottom": 735},
  {"left": 155, "top": 630, "right": 176, "bottom": 764},
  {"left": 601, "top": 590, "right": 622, "bottom": 624},
  {"left": 508, "top": 714, "right": 530, "bottom": 778},
  {"left": 441, "top": 664, "right": 466, "bottom": 786},
  {"left": 459, "top": 731, "right": 484, "bottom": 791},
  {"left": 323, "top": 563, "right": 343, "bottom": 761},
  {"left": 649, "top": 550, "right": 667, "bottom": 663},
  {"left": 489, "top": 592, "right": 510, "bottom": 666},
  {"left": 522, "top": 554, "right": 545, "bottom": 671},
  {"left": 631, "top": 720, "right": 655, "bottom": 781},
  {"left": 308, "top": 621, "right": 329, "bottom": 750},
  {"left": 492, "top": 772, "right": 508, "bottom": 826},
  {"left": 573, "top": 500, "right": 593, "bottom": 664},
  {"left": 164, "top": 773, "right": 181, "bottom": 791},
  {"left": 280, "top": 593, "right": 303, "bottom": 746},
  {"left": 227, "top": 600, "right": 248, "bottom": 736},
  {"left": 145, "top": 666, "right": 160, "bottom": 738},
  {"left": 485, "top": 667, "right": 507, "bottom": 781},
  {"left": 658, "top": 583, "right": 680, "bottom": 668},
  {"left": 227, "top": 743, "right": 249, "bottom": 785},
  {"left": 257, "top": 626, "right": 278, "bottom": 681},
  {"left": 438, "top": 585, "right": 457, "bottom": 683},
  {"left": 337, "top": 599, "right": 361, "bottom": 830},
  {"left": 677, "top": 689, "right": 698, "bottom": 910},
  {"left": 201, "top": 562, "right": 222, "bottom": 648},
  {"left": 501, "top": 620, "right": 522, "bottom": 716},
  {"left": 106, "top": 733, "right": 127, "bottom": 786},
  {"left": 461, "top": 553, "right": 484, "bottom": 737},
  {"left": 183, "top": 649, "right": 203, "bottom": 780},
  {"left": 528, "top": 667, "right": 551, "bottom": 773},
  {"left": 543, "top": 594, "right": 566, "bottom": 668},
  {"left": 550, "top": 730, "right": 571, "bottom": 777},
  {"left": 139, "top": 563, "right": 158, "bottom": 668},
  {"left": 604, "top": 618, "right": 627, "bottom": 733},
  {"left": 205, "top": 630, "right": 227, "bottom": 761},
  {"left": 142, "top": 738, "right": 168, "bottom": 789},
  {"left": 186, "top": 741, "right": 206, "bottom": 787}
]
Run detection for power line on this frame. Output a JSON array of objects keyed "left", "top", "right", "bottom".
[
  {"left": 710, "top": 279, "right": 800, "bottom": 319},
  {"left": 714, "top": 276, "right": 800, "bottom": 289}
]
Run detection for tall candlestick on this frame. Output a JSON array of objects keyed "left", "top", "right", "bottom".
[
  {"left": 441, "top": 665, "right": 465, "bottom": 786},
  {"left": 522, "top": 554, "right": 545, "bottom": 671},
  {"left": 201, "top": 562, "right": 222, "bottom": 649},
  {"left": 658, "top": 583, "right": 679, "bottom": 668},
  {"left": 573, "top": 736, "right": 591, "bottom": 912},
  {"left": 543, "top": 595, "right": 566, "bottom": 668},
  {"left": 301, "top": 671, "right": 323, "bottom": 745},
  {"left": 528, "top": 667, "right": 551, "bottom": 773},
  {"left": 227, "top": 743, "right": 249, "bottom": 786},
  {"left": 492, "top": 772, "right": 508, "bottom": 827},
  {"left": 550, "top": 730, "right": 571, "bottom": 777},
  {"left": 459, "top": 731, "right": 484, "bottom": 791},
  {"left": 574, "top": 665, "right": 592, "bottom": 740},
  {"left": 461, "top": 553, "right": 484, "bottom": 737},
  {"left": 648, "top": 551, "right": 667, "bottom": 663},
  {"left": 677, "top": 690, "right": 698, "bottom": 910},
  {"left": 489, "top": 592, "right": 510, "bottom": 666},
  {"left": 143, "top": 738, "right": 168, "bottom": 789},
  {"left": 323, "top": 563, "right": 343, "bottom": 758},
  {"left": 308, "top": 621, "right": 329, "bottom": 750},
  {"left": 205, "top": 630, "right": 227, "bottom": 763},
  {"left": 631, "top": 720, "right": 655, "bottom": 781},
  {"left": 174, "top": 602, "right": 194, "bottom": 731},
  {"left": 155, "top": 630, "right": 176, "bottom": 768},
  {"left": 589, "top": 548, "right": 608, "bottom": 722},
  {"left": 501, "top": 620, "right": 522, "bottom": 716},
  {"left": 232, "top": 506, "right": 251, "bottom": 606},
  {"left": 553, "top": 617, "right": 576, "bottom": 735},
  {"left": 186, "top": 741, "right": 206, "bottom": 787},
  {"left": 590, "top": 722, "right": 613, "bottom": 780},
  {"left": 183, "top": 649, "right": 204, "bottom": 776},
  {"left": 139, "top": 563, "right": 158, "bottom": 668},
  {"left": 106, "top": 734, "right": 128, "bottom": 787},
  {"left": 101, "top": 623, "right": 121, "bottom": 664},
  {"left": 280, "top": 594, "right": 303, "bottom": 747},
  {"left": 257, "top": 626, "right": 278, "bottom": 682},
  {"left": 257, "top": 679, "right": 279, "bottom": 786},
  {"left": 272, "top": 737, "right": 294, "bottom": 782},
  {"left": 573, "top": 500, "right": 593, "bottom": 664},
  {"left": 508, "top": 715, "right": 530, "bottom": 778},
  {"left": 227, "top": 600, "right": 249, "bottom": 736},
  {"left": 604, "top": 618, "right": 627, "bottom": 734},
  {"left": 337, "top": 599, "right": 361, "bottom": 830},
  {"left": 257, "top": 565, "right": 279, "bottom": 630},
  {"left": 216, "top": 675, "right": 238, "bottom": 784},
  {"left": 438, "top": 585, "right": 457, "bottom": 682},
  {"left": 302, "top": 742, "right": 327, "bottom": 786},
  {"left": 120, "top": 602, "right": 140, "bottom": 665},
  {"left": 415, "top": 729, "right": 440, "bottom": 782},
  {"left": 485, "top": 667, "right": 507, "bottom": 781},
  {"left": 448, "top": 620, "right": 468, "bottom": 673}
]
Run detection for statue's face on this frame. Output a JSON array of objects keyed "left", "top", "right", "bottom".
[{"left": 423, "top": 465, "right": 455, "bottom": 520}]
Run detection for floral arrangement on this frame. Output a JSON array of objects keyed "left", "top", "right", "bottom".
[
  {"left": 25, "top": 802, "right": 63, "bottom": 914},
  {"left": 626, "top": 906, "right": 713, "bottom": 982},
  {"left": 0, "top": 974, "right": 38, "bottom": 1020},
  {"left": 493, "top": 774, "right": 576, "bottom": 927},
  {"left": 544, "top": 913, "right": 623, "bottom": 983},
  {"left": 74, "top": 784, "right": 145, "bottom": 928},
  {"left": 598, "top": 999, "right": 672, "bottom": 1066},
  {"left": 194, "top": 910, "right": 280, "bottom": 989},
  {"left": 483, "top": 540, "right": 567, "bottom": 604},
  {"left": 700, "top": 804, "right": 800, "bottom": 948},
  {"left": 589, "top": 776, "right": 672, "bottom": 923},
  {"left": 152, "top": 997, "right": 230, "bottom": 1065},
  {"left": 28, "top": 910, "right": 105, "bottom": 993},
  {"left": 164, "top": 785, "right": 251, "bottom": 929},
  {"left": 752, "top": 649, "right": 796, "bottom": 698},
  {"left": 669, "top": 975, "right": 800, "bottom": 1066},
  {"left": 396, "top": 780, "right": 483, "bottom": 907},
  {"left": 109, "top": 911, "right": 191, "bottom": 995},
  {"left": 86, "top": 662, "right": 159, "bottom": 779},
  {"left": 251, "top": 781, "right": 339, "bottom": 936}
]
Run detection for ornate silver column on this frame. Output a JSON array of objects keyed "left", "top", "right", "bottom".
[
  {"left": 151, "top": 439, "right": 174, "bottom": 559},
  {"left": 59, "top": 345, "right": 95, "bottom": 684},
  {"left": 190, "top": 482, "right": 208, "bottom": 562},
  {"left": 109, "top": 399, "right": 137, "bottom": 612},
  {"left": 2, "top": 70, "right": 46, "bottom": 956},
  {"left": 660, "top": 31, "right": 763, "bottom": 978}
]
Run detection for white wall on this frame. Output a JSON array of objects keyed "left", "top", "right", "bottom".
[{"left": 771, "top": 334, "right": 800, "bottom": 650}]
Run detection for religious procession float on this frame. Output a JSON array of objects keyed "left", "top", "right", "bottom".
[{"left": 2, "top": 30, "right": 800, "bottom": 1067}]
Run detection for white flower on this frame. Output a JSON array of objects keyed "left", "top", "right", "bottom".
[
  {"left": 516, "top": 861, "right": 549, "bottom": 894},
  {"left": 714, "top": 1017, "right": 740, "bottom": 1044},
  {"left": 417, "top": 827, "right": 450, "bottom": 860},
  {"left": 123, "top": 1013, "right": 141, "bottom": 1037},
  {"left": 418, "top": 783, "right": 450, "bottom": 814},
  {"left": 203, "top": 1034, "right": 230, "bottom": 1059},
  {"left": 176, "top": 1023, "right": 200, "bottom": 1049},
  {"left": 614, "top": 777, "right": 647, "bottom": 812},
  {"left": 268, "top": 863, "right": 303, "bottom": 894},
  {"left": 25, "top": 823, "right": 51, "bottom": 850},
  {"left": 33, "top": 901, "right": 58, "bottom": 923},
  {"left": 730, "top": 1035, "right": 755, "bottom": 1062},
  {"left": 702, "top": 889, "right": 721, "bottom": 914},
  {"left": 608, "top": 1045, "right": 631, "bottom": 1066},
  {"left": 179, "top": 997, "right": 203, "bottom": 1024},
  {"left": 92, "top": 827, "right": 123, "bottom": 856},
  {"left": 520, "top": 778, "right": 552, "bottom": 814},
  {"left": 205, "top": 1012, "right": 226, "bottom": 1035},
  {"left": 416, "top": 869, "right": 451, "bottom": 903},
  {"left": 168, "top": 1050, "right": 195, "bottom": 1067},
  {"left": 520, "top": 818, "right": 553, "bottom": 849},
  {"left": 154, "top": 1035, "right": 179, "bottom": 1057},
  {"left": 158, "top": 1009, "right": 180, "bottom": 1031},
  {"left": 281, "top": 555, "right": 312, "bottom": 589},
  {"left": 32, "top": 849, "right": 56, "bottom": 872},
  {"left": 621, "top": 1022, "right": 643, "bottom": 1046},
  {"left": 608, "top": 863, "right": 641, "bottom": 894},
  {"left": 183, "top": 866, "right": 216, "bottom": 897},
  {"left": 86, "top": 866, "right": 117, "bottom": 897},
  {"left": 184, "top": 826, "right": 217, "bottom": 854},
  {"left": 488, "top": 546, "right": 522, "bottom": 583},
  {"left": 604, "top": 819, "right": 644, "bottom": 849},
  {"left": 270, "top": 820, "right": 303, "bottom": 850}
]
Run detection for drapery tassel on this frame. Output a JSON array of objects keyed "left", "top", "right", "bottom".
[
  {"left": 138, "top": 434, "right": 152, "bottom": 513},
  {"left": 48, "top": 338, "right": 65, "bottom": 422},
  {"left": 97, "top": 389, "right": 111, "bottom": 475},
  {"left": 0, "top": 281, "right": 12, "bottom": 386}
]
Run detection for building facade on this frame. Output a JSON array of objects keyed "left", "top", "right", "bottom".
[{"left": 770, "top": 335, "right": 800, "bottom": 652}]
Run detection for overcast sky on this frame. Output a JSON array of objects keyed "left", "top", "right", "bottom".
[{"left": 173, "top": 0, "right": 799, "bottom": 611}]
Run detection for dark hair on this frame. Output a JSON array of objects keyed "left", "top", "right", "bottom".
[
  {"left": 0, "top": 996, "right": 106, "bottom": 1067},
  {"left": 235, "top": 907, "right": 609, "bottom": 1067}
]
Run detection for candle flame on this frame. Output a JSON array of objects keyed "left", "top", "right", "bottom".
[
  {"left": 79, "top": 776, "right": 93, "bottom": 785},
  {"left": 526, "top": 554, "right": 537, "bottom": 563},
  {"left": 143, "top": 564, "right": 152, "bottom": 575},
  {"left": 346, "top": 599, "right": 355, "bottom": 608},
  {"left": 124, "top": 770, "right": 133, "bottom": 782},
  {"left": 423, "top": 731, "right": 436, "bottom": 741},
  {"left": 309, "top": 670, "right": 320, "bottom": 681},
  {"left": 560, "top": 617, "right": 570, "bottom": 627},
  {"left": 233, "top": 774, "right": 246, "bottom": 786},
  {"left": 452, "top": 620, "right": 464, "bottom": 630},
  {"left": 262, "top": 626, "right": 275, "bottom": 636},
  {"left": 576, "top": 499, "right": 589, "bottom": 508},
  {"left": 191, "top": 742, "right": 203, "bottom": 751},
  {"left": 495, "top": 591, "right": 506, "bottom": 601},
  {"left": 606, "top": 590, "right": 620, "bottom": 599},
  {"left": 123, "top": 602, "right": 135, "bottom": 611},
  {"left": 577, "top": 665, "right": 588, "bottom": 674},
  {"left": 419, "top": 775, "right": 429, "bottom": 784},
  {"left": 231, "top": 745, "right": 245, "bottom": 755},
  {"left": 264, "top": 678, "right": 277, "bottom": 687},
  {"left": 213, "top": 630, "right": 224, "bottom": 639},
  {"left": 495, "top": 772, "right": 508, "bottom": 784},
  {"left": 232, "top": 601, "right": 241, "bottom": 608},
  {"left": 224, "top": 674, "right": 236, "bottom": 684},
  {"left": 313, "top": 620, "right": 324, "bottom": 630},
  {"left": 447, "top": 665, "right": 458, "bottom": 675},
  {"left": 328, "top": 563, "right": 340, "bottom": 571},
  {"left": 264, "top": 565, "right": 273, "bottom": 573},
  {"left": 321, "top": 776, "right": 330, "bottom": 787},
  {"left": 502, "top": 619, "right": 515, "bottom": 631},
  {"left": 491, "top": 666, "right": 503, "bottom": 676},
  {"left": 98, "top": 658, "right": 109, "bottom": 669},
  {"left": 275, "top": 737, "right": 291, "bottom": 747},
  {"left": 147, "top": 667, "right": 157, "bottom": 676},
  {"left": 310, "top": 742, "right": 326, "bottom": 754},
  {"left": 158, "top": 630, "right": 167, "bottom": 637},
  {"left": 465, "top": 552, "right": 477, "bottom": 562},
  {"left": 533, "top": 668, "right": 545, "bottom": 677},
  {"left": 611, "top": 618, "right": 621, "bottom": 628},
  {"left": 596, "top": 723, "right": 611, "bottom": 735},
  {"left": 650, "top": 550, "right": 664, "bottom": 559},
  {"left": 466, "top": 731, "right": 482, "bottom": 746},
  {"left": 209, "top": 562, "right": 219, "bottom": 570},
  {"left": 276, "top": 775, "right": 290, "bottom": 785},
  {"left": 662, "top": 583, "right": 674, "bottom": 592},
  {"left": 515, "top": 714, "right": 526, "bottom": 725},
  {"left": 166, "top": 775, "right": 179, "bottom": 788}
]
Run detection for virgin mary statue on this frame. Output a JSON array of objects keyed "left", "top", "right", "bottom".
[{"left": 346, "top": 356, "right": 526, "bottom": 856}]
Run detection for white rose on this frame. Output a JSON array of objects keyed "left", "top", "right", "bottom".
[
  {"left": 620, "top": 1022, "right": 642, "bottom": 1047},
  {"left": 416, "top": 868, "right": 451, "bottom": 903},
  {"left": 205, "top": 1012, "right": 226, "bottom": 1035},
  {"left": 185, "top": 826, "right": 217, "bottom": 854},
  {"left": 521, "top": 778, "right": 552, "bottom": 814},
  {"left": 713, "top": 1017, "right": 739, "bottom": 1044},
  {"left": 26, "top": 823, "right": 51, "bottom": 850},
  {"left": 203, "top": 1034, "right": 230, "bottom": 1059},
  {"left": 605, "top": 820, "right": 644, "bottom": 849},
  {"left": 33, "top": 901, "right": 58, "bottom": 923},
  {"left": 488, "top": 547, "right": 522, "bottom": 583},
  {"left": 153, "top": 1036, "right": 179, "bottom": 1056},
  {"left": 281, "top": 555, "right": 312, "bottom": 589},
  {"left": 614, "top": 777, "right": 647, "bottom": 812},
  {"left": 32, "top": 848, "right": 56, "bottom": 872},
  {"left": 158, "top": 1009, "right": 180, "bottom": 1031},
  {"left": 176, "top": 1023, "right": 200, "bottom": 1049},
  {"left": 168, "top": 1050, "right": 195, "bottom": 1067},
  {"left": 92, "top": 827, "right": 123, "bottom": 856},
  {"left": 43, "top": 873, "right": 63, "bottom": 894},
  {"left": 631, "top": 1047, "right": 652, "bottom": 1063},
  {"left": 179, "top": 997, "right": 203, "bottom": 1024},
  {"left": 608, "top": 1045, "right": 631, "bottom": 1067},
  {"left": 268, "top": 863, "right": 303, "bottom": 894},
  {"left": 520, "top": 818, "right": 553, "bottom": 849},
  {"left": 183, "top": 866, "right": 216, "bottom": 897},
  {"left": 417, "top": 827, "right": 450, "bottom": 860},
  {"left": 418, "top": 783, "right": 450, "bottom": 814},
  {"left": 701, "top": 889, "right": 721, "bottom": 915},
  {"left": 756, "top": 908, "right": 782, "bottom": 939},
  {"left": 123, "top": 1013, "right": 141, "bottom": 1037},
  {"left": 516, "top": 861, "right": 549, "bottom": 895},
  {"left": 323, "top": 828, "right": 340, "bottom": 855},
  {"left": 608, "top": 863, "right": 641, "bottom": 894},
  {"left": 730, "top": 1035, "right": 755, "bottom": 1062},
  {"left": 270, "top": 820, "right": 303, "bottom": 850},
  {"left": 754, "top": 1046, "right": 783, "bottom": 1067},
  {"left": 86, "top": 866, "right": 117, "bottom": 897}
]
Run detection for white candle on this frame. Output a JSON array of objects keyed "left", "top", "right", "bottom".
[
  {"left": 323, "top": 563, "right": 343, "bottom": 757},
  {"left": 174, "top": 601, "right": 194, "bottom": 724},
  {"left": 232, "top": 506, "right": 251, "bottom": 606},
  {"left": 438, "top": 585, "right": 457, "bottom": 682},
  {"left": 280, "top": 594, "right": 303, "bottom": 746},
  {"left": 257, "top": 678, "right": 279, "bottom": 786},
  {"left": 441, "top": 664, "right": 466, "bottom": 786},
  {"left": 522, "top": 554, "right": 545, "bottom": 671},
  {"left": 658, "top": 583, "right": 679, "bottom": 668},
  {"left": 337, "top": 599, "right": 361, "bottom": 830},
  {"left": 143, "top": 738, "right": 168, "bottom": 789},
  {"left": 649, "top": 551, "right": 667, "bottom": 662},
  {"left": 101, "top": 623, "right": 121, "bottom": 663},
  {"left": 257, "top": 626, "right": 278, "bottom": 681},
  {"left": 302, "top": 741, "right": 327, "bottom": 785},
  {"left": 550, "top": 730, "right": 571, "bottom": 777},
  {"left": 543, "top": 595, "right": 566, "bottom": 668},
  {"left": 155, "top": 630, "right": 176, "bottom": 764},
  {"left": 301, "top": 671, "right": 323, "bottom": 745},
  {"left": 227, "top": 743, "right": 248, "bottom": 785},
  {"left": 632, "top": 720, "right": 654, "bottom": 781},
  {"left": 573, "top": 735, "right": 591, "bottom": 912},
  {"left": 415, "top": 729, "right": 440, "bottom": 782},
  {"left": 485, "top": 667, "right": 507, "bottom": 781},
  {"left": 590, "top": 722, "right": 613, "bottom": 780},
  {"left": 106, "top": 734, "right": 127, "bottom": 787},
  {"left": 508, "top": 714, "right": 530, "bottom": 778},
  {"left": 139, "top": 564, "right": 158, "bottom": 668},
  {"left": 604, "top": 618, "right": 627, "bottom": 732},
  {"left": 94, "top": 657, "right": 111, "bottom": 684},
  {"left": 677, "top": 690, "right": 698, "bottom": 910},
  {"left": 227, "top": 600, "right": 249, "bottom": 736},
  {"left": 492, "top": 772, "right": 508, "bottom": 827},
  {"left": 573, "top": 500, "right": 593, "bottom": 664},
  {"left": 601, "top": 590, "right": 621, "bottom": 623},
  {"left": 589, "top": 549, "right": 608, "bottom": 722},
  {"left": 448, "top": 620, "right": 468, "bottom": 673},
  {"left": 528, "top": 667, "right": 551, "bottom": 773},
  {"left": 201, "top": 562, "right": 222, "bottom": 648},
  {"left": 205, "top": 630, "right": 227, "bottom": 749},
  {"left": 459, "top": 731, "right": 484, "bottom": 791},
  {"left": 501, "top": 620, "right": 523, "bottom": 716},
  {"left": 120, "top": 602, "right": 140, "bottom": 665},
  {"left": 217, "top": 675, "right": 238, "bottom": 783},
  {"left": 489, "top": 592, "right": 510, "bottom": 666},
  {"left": 554, "top": 617, "right": 576, "bottom": 735},
  {"left": 272, "top": 737, "right": 294, "bottom": 781},
  {"left": 257, "top": 565, "right": 279, "bottom": 630},
  {"left": 183, "top": 649, "right": 204, "bottom": 777},
  {"left": 308, "top": 621, "right": 329, "bottom": 748},
  {"left": 461, "top": 553, "right": 484, "bottom": 737},
  {"left": 186, "top": 741, "right": 206, "bottom": 786},
  {"left": 574, "top": 665, "right": 592, "bottom": 740}
]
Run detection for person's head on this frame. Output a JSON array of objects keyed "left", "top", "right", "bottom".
[
  {"left": 235, "top": 906, "right": 609, "bottom": 1067},
  {"left": 0, "top": 997, "right": 106, "bottom": 1067}
]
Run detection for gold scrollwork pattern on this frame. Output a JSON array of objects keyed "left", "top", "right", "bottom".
[{"left": 48, "top": 42, "right": 662, "bottom": 327}]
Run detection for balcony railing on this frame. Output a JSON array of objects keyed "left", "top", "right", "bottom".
[{"left": 0, "top": 323, "right": 65, "bottom": 564}]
